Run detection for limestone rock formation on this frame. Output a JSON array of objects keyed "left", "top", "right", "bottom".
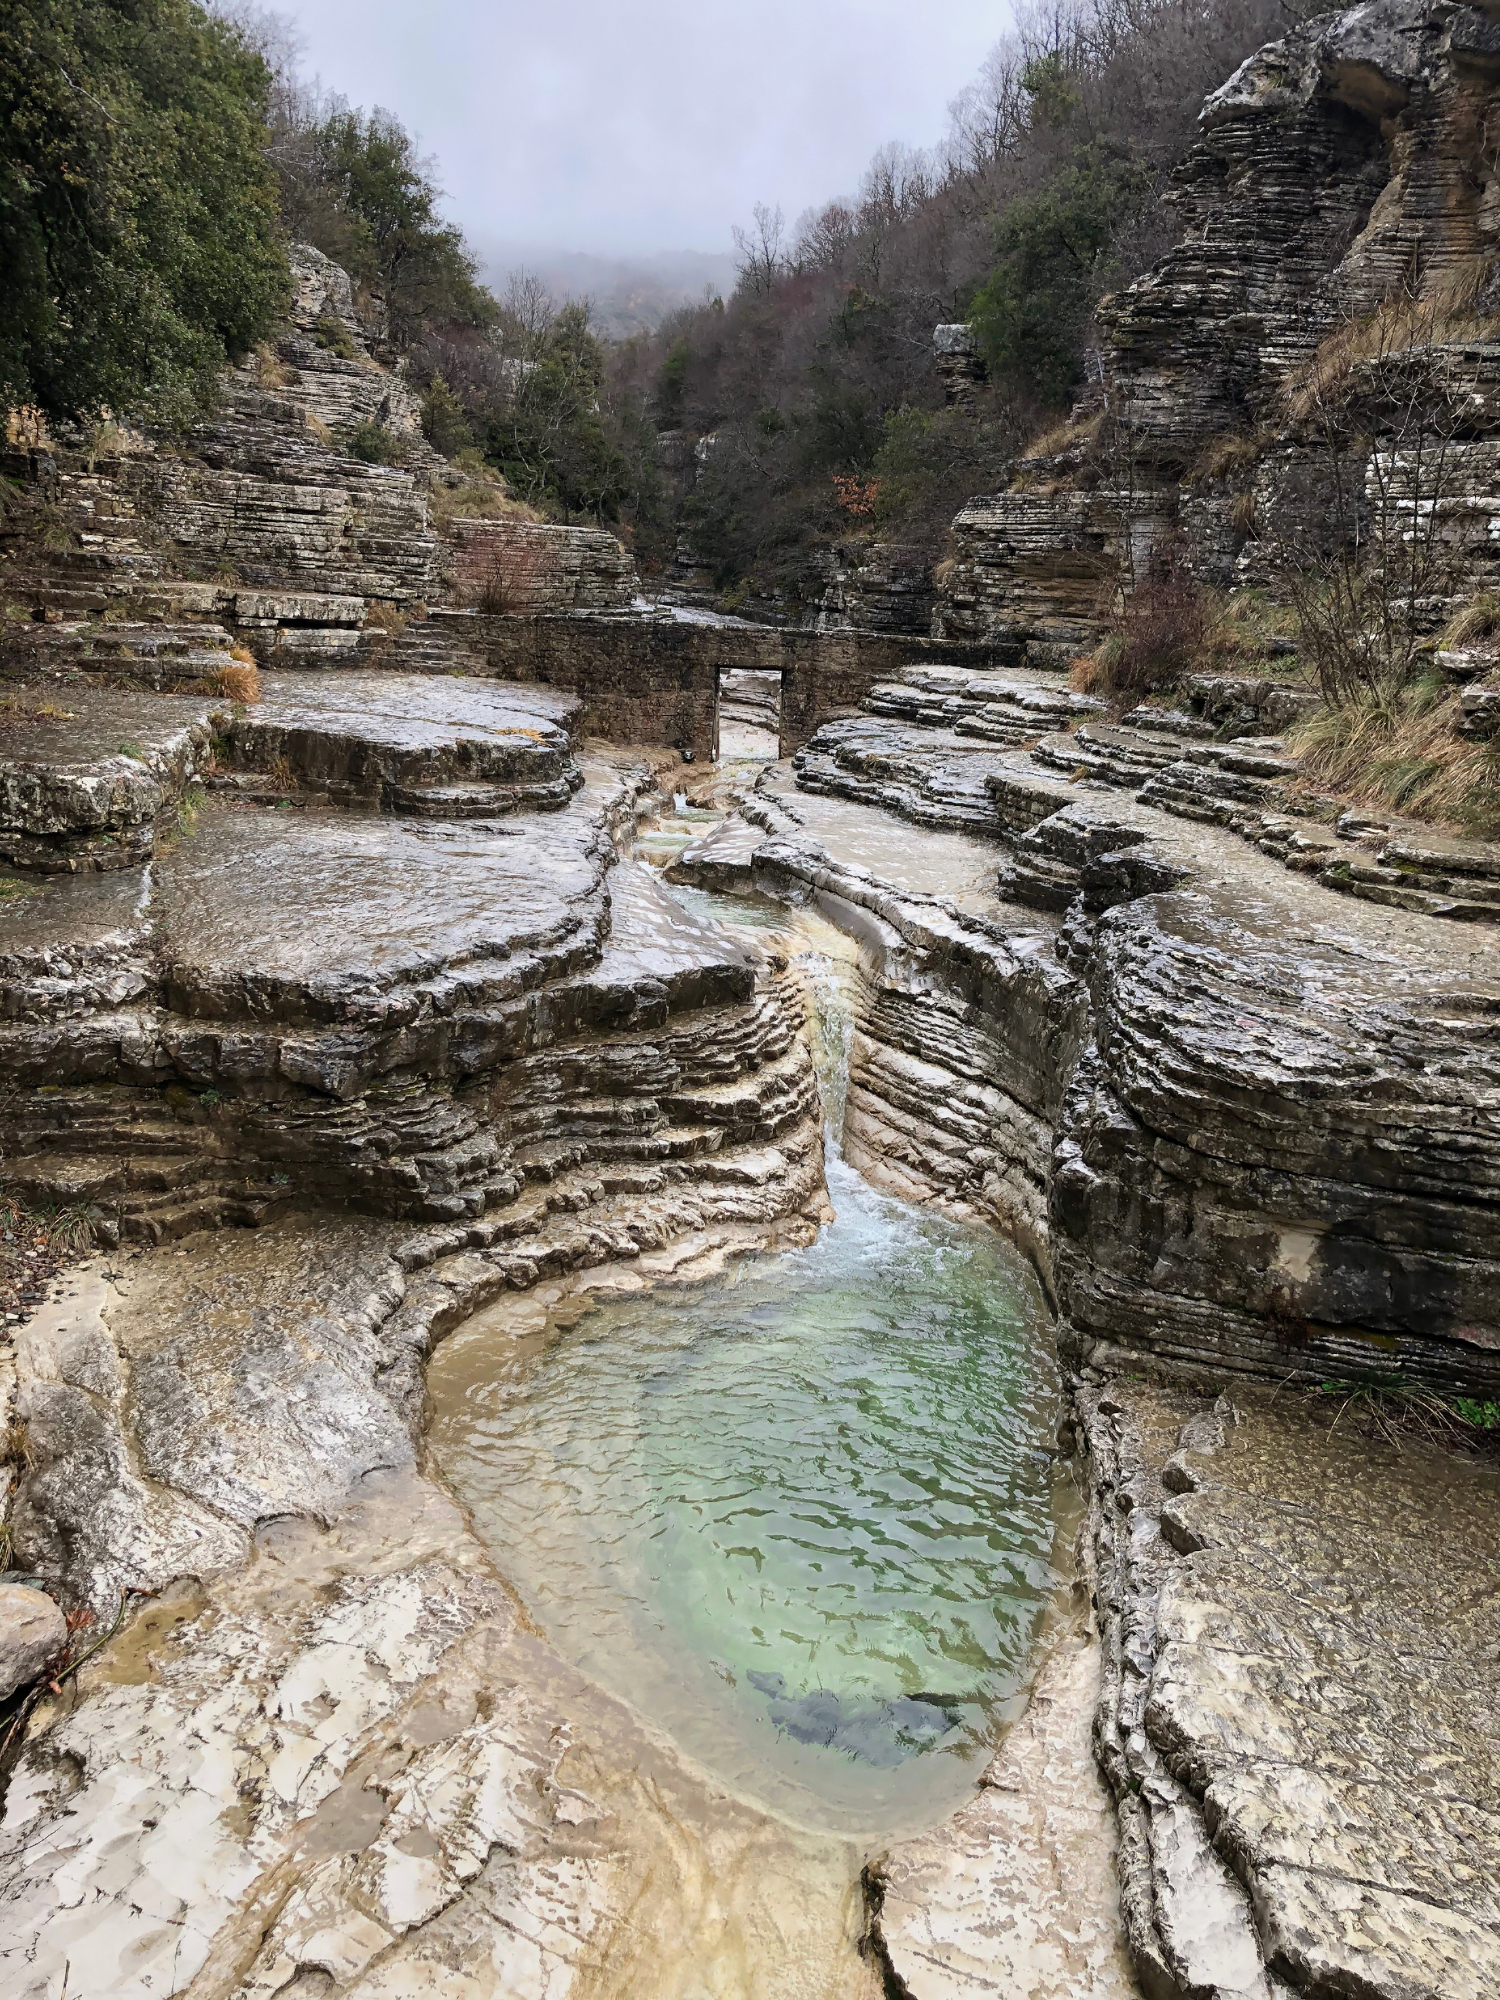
[
  {"left": 681, "top": 658, "right": 1500, "bottom": 1404},
  {"left": 1079, "top": 1371, "right": 1500, "bottom": 2000},
  {"left": 0, "top": 1583, "right": 66, "bottom": 1703},
  {"left": 811, "top": 540, "right": 937, "bottom": 637},
  {"left": 933, "top": 0, "right": 1500, "bottom": 648},
  {"left": 675, "top": 691, "right": 1500, "bottom": 1997}
]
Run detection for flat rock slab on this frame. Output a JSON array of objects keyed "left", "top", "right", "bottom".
[
  {"left": 229, "top": 671, "right": 585, "bottom": 813},
  {"left": 11, "top": 1220, "right": 412, "bottom": 1605},
  {"left": 0, "top": 687, "right": 226, "bottom": 865},
  {"left": 153, "top": 781, "right": 619, "bottom": 1025},
  {"left": 580, "top": 859, "right": 756, "bottom": 1009},
  {"left": 1083, "top": 1374, "right": 1500, "bottom": 2000},
  {"left": 0, "top": 865, "right": 154, "bottom": 1019}
]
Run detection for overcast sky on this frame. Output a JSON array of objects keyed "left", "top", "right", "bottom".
[{"left": 278, "top": 0, "right": 1011, "bottom": 259}]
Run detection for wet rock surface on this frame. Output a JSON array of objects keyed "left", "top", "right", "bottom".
[
  {"left": 675, "top": 750, "right": 1500, "bottom": 1998},
  {"left": 3, "top": 2, "right": 1500, "bottom": 1982},
  {"left": 871, "top": 1608, "right": 1137, "bottom": 2000},
  {"left": 726, "top": 661, "right": 1500, "bottom": 1396},
  {"left": 0, "top": 692, "right": 822, "bottom": 1237},
  {"left": 0, "top": 687, "right": 228, "bottom": 871},
  {"left": 0, "top": 1453, "right": 881, "bottom": 2000},
  {"left": 222, "top": 672, "right": 584, "bottom": 816},
  {"left": 1079, "top": 1372, "right": 1500, "bottom": 2000}
]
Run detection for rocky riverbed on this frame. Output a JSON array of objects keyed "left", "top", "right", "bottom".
[
  {"left": 1, "top": 656, "right": 1496, "bottom": 1997},
  {"left": 4, "top": 0, "right": 1500, "bottom": 1985}
]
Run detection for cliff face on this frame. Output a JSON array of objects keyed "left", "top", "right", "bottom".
[
  {"left": 0, "top": 244, "right": 641, "bottom": 668},
  {"left": 935, "top": 0, "right": 1500, "bottom": 655}
]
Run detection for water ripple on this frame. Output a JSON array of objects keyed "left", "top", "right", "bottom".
[{"left": 430, "top": 1158, "right": 1070, "bottom": 1835}]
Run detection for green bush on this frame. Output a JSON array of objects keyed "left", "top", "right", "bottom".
[
  {"left": 345, "top": 421, "right": 403, "bottom": 465},
  {"left": 420, "top": 373, "right": 471, "bottom": 457},
  {"left": 0, "top": 0, "right": 289, "bottom": 426},
  {"left": 967, "top": 143, "right": 1151, "bottom": 408},
  {"left": 280, "top": 110, "right": 496, "bottom": 350},
  {"left": 314, "top": 314, "right": 357, "bottom": 360},
  {"left": 483, "top": 304, "right": 629, "bottom": 520}
]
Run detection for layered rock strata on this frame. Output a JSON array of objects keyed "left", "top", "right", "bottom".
[
  {"left": 1078, "top": 1369, "right": 1500, "bottom": 2000},
  {"left": 674, "top": 732, "right": 1500, "bottom": 2000},
  {"left": 932, "top": 0, "right": 1500, "bottom": 654},
  {"left": 446, "top": 518, "right": 643, "bottom": 615},
  {"left": 675, "top": 678, "right": 1500, "bottom": 1399},
  {"left": 0, "top": 664, "right": 840, "bottom": 2000},
  {"left": 0, "top": 674, "right": 823, "bottom": 1250}
]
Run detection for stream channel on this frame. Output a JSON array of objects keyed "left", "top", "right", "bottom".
[{"left": 425, "top": 792, "right": 1080, "bottom": 1986}]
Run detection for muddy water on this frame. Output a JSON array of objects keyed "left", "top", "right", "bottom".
[{"left": 427, "top": 843, "right": 1077, "bottom": 1989}]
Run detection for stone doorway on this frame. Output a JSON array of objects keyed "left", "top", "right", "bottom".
[{"left": 715, "top": 667, "right": 782, "bottom": 762}]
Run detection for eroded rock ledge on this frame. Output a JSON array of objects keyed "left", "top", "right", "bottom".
[{"left": 673, "top": 669, "right": 1500, "bottom": 1998}]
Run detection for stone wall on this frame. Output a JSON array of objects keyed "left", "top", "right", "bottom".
[{"left": 464, "top": 611, "right": 1011, "bottom": 761}]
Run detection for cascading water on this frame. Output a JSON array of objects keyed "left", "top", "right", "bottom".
[{"left": 427, "top": 868, "right": 1076, "bottom": 1843}]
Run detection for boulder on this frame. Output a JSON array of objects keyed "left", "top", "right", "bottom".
[{"left": 0, "top": 1581, "right": 67, "bottom": 1701}]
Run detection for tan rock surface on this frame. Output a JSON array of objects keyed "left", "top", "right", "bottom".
[{"left": 873, "top": 1610, "right": 1138, "bottom": 1999}]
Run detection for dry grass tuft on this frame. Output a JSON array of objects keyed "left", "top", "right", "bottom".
[
  {"left": 1290, "top": 675, "right": 1500, "bottom": 834},
  {"left": 362, "top": 601, "right": 410, "bottom": 635},
  {"left": 1189, "top": 431, "right": 1262, "bottom": 484},
  {"left": 1019, "top": 411, "right": 1102, "bottom": 461},
  {"left": 213, "top": 661, "right": 261, "bottom": 703},
  {"left": 252, "top": 344, "right": 292, "bottom": 390},
  {"left": 0, "top": 694, "right": 76, "bottom": 733},
  {"left": 431, "top": 471, "right": 541, "bottom": 535},
  {"left": 1284, "top": 269, "right": 1500, "bottom": 424},
  {"left": 1441, "top": 591, "right": 1500, "bottom": 650}
]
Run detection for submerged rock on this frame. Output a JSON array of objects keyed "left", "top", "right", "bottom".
[{"left": 744, "top": 1669, "right": 961, "bottom": 1766}]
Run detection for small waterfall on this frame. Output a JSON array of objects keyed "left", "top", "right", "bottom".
[{"left": 796, "top": 948, "right": 856, "bottom": 1157}]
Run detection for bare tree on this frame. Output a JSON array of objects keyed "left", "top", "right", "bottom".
[
  {"left": 732, "top": 204, "right": 789, "bottom": 296},
  {"left": 1283, "top": 286, "right": 1490, "bottom": 700}
]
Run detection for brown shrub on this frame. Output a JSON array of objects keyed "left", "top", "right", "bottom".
[
  {"left": 464, "top": 532, "right": 555, "bottom": 615},
  {"left": 1093, "top": 576, "right": 1209, "bottom": 697},
  {"left": 214, "top": 661, "right": 262, "bottom": 703}
]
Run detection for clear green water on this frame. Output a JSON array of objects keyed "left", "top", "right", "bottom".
[
  {"left": 428, "top": 1154, "right": 1068, "bottom": 1836},
  {"left": 429, "top": 876, "right": 1070, "bottom": 1836}
]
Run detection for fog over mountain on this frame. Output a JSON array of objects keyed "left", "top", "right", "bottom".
[{"left": 471, "top": 246, "right": 738, "bottom": 339}]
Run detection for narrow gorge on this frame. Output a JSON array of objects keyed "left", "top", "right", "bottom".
[{"left": 2, "top": 5, "right": 1499, "bottom": 1998}]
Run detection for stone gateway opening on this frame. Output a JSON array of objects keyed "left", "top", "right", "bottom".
[{"left": 715, "top": 666, "right": 783, "bottom": 761}]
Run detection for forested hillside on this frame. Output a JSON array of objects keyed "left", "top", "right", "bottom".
[
  {"left": 6, "top": 0, "right": 1331, "bottom": 573},
  {"left": 601, "top": 0, "right": 1336, "bottom": 602}
]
